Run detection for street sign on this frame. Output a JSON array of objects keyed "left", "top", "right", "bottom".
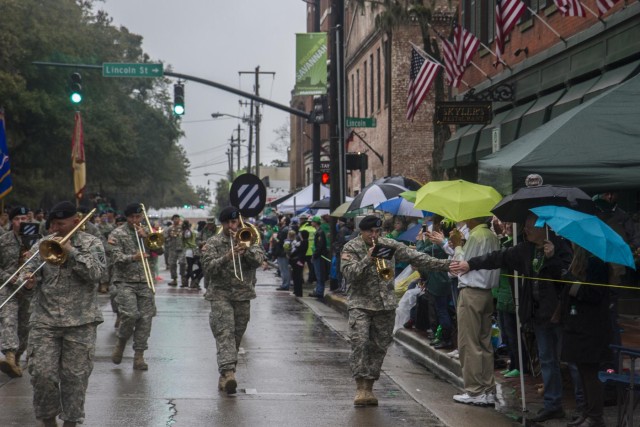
[
  {"left": 229, "top": 174, "right": 266, "bottom": 217},
  {"left": 102, "top": 63, "right": 164, "bottom": 78},
  {"left": 319, "top": 161, "right": 331, "bottom": 173},
  {"left": 345, "top": 117, "right": 377, "bottom": 128},
  {"left": 435, "top": 101, "right": 492, "bottom": 125}
]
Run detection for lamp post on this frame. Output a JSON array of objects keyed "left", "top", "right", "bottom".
[{"left": 211, "top": 112, "right": 256, "bottom": 174}]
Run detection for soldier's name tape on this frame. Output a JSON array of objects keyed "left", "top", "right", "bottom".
[{"left": 502, "top": 273, "right": 639, "bottom": 291}]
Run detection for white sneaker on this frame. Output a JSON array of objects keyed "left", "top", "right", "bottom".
[
  {"left": 453, "top": 392, "right": 493, "bottom": 406},
  {"left": 447, "top": 349, "right": 459, "bottom": 358},
  {"left": 485, "top": 392, "right": 496, "bottom": 405}
]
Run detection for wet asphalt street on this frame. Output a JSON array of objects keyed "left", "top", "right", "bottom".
[{"left": 0, "top": 267, "right": 459, "bottom": 427}]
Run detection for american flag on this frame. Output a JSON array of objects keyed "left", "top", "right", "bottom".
[
  {"left": 596, "top": 0, "right": 620, "bottom": 15},
  {"left": 441, "top": 38, "right": 464, "bottom": 88},
  {"left": 553, "top": 0, "right": 586, "bottom": 16},
  {"left": 495, "top": 0, "right": 526, "bottom": 61},
  {"left": 406, "top": 47, "right": 441, "bottom": 121}
]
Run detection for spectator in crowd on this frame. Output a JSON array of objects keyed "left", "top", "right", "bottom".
[
  {"left": 290, "top": 230, "right": 309, "bottom": 297},
  {"left": 273, "top": 216, "right": 291, "bottom": 291},
  {"left": 309, "top": 216, "right": 329, "bottom": 298},
  {"left": 298, "top": 214, "right": 316, "bottom": 284}
]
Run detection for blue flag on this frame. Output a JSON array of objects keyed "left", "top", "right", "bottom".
[{"left": 0, "top": 112, "right": 13, "bottom": 198}]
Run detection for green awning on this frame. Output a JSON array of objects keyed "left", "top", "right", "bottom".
[
  {"left": 549, "top": 75, "right": 600, "bottom": 119},
  {"left": 498, "top": 100, "right": 536, "bottom": 147},
  {"left": 441, "top": 125, "right": 471, "bottom": 169},
  {"left": 583, "top": 59, "right": 640, "bottom": 101},
  {"left": 456, "top": 124, "right": 485, "bottom": 167},
  {"left": 478, "top": 73, "right": 640, "bottom": 194},
  {"left": 518, "top": 90, "right": 565, "bottom": 136},
  {"left": 476, "top": 110, "right": 512, "bottom": 161}
]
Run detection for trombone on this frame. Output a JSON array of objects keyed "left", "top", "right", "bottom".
[
  {"left": 230, "top": 216, "right": 261, "bottom": 281},
  {"left": 140, "top": 203, "right": 164, "bottom": 251},
  {"left": 0, "top": 208, "right": 97, "bottom": 309},
  {"left": 372, "top": 237, "right": 394, "bottom": 280},
  {"left": 134, "top": 223, "right": 156, "bottom": 294}
]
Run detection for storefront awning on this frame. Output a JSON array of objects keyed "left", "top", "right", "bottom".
[
  {"left": 497, "top": 100, "right": 536, "bottom": 147},
  {"left": 456, "top": 124, "right": 485, "bottom": 167},
  {"left": 476, "top": 110, "right": 512, "bottom": 162},
  {"left": 583, "top": 59, "right": 640, "bottom": 101},
  {"left": 441, "top": 125, "right": 471, "bottom": 169},
  {"left": 478, "top": 73, "right": 640, "bottom": 194},
  {"left": 518, "top": 90, "right": 566, "bottom": 136},
  {"left": 549, "top": 75, "right": 600, "bottom": 119}
]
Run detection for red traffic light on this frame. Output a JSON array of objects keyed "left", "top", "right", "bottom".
[{"left": 321, "top": 172, "right": 330, "bottom": 185}]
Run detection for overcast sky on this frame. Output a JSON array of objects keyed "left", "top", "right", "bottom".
[{"left": 98, "top": 0, "right": 307, "bottom": 197}]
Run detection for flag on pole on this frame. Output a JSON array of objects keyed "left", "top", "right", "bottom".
[
  {"left": 0, "top": 110, "right": 13, "bottom": 199},
  {"left": 71, "top": 111, "right": 86, "bottom": 201},
  {"left": 442, "top": 38, "right": 464, "bottom": 88},
  {"left": 406, "top": 47, "right": 441, "bottom": 121},
  {"left": 454, "top": 22, "right": 480, "bottom": 71},
  {"left": 495, "top": 0, "right": 526, "bottom": 62},
  {"left": 596, "top": 0, "right": 620, "bottom": 15},
  {"left": 553, "top": 0, "right": 586, "bottom": 16}
]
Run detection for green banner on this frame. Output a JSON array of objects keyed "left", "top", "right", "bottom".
[{"left": 295, "top": 33, "right": 327, "bottom": 96}]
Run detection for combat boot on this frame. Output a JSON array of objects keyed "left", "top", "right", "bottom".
[
  {"left": 180, "top": 277, "right": 189, "bottom": 288},
  {"left": 363, "top": 379, "right": 378, "bottom": 406},
  {"left": 0, "top": 351, "right": 22, "bottom": 378},
  {"left": 218, "top": 373, "right": 227, "bottom": 391},
  {"left": 222, "top": 370, "right": 237, "bottom": 394},
  {"left": 353, "top": 378, "right": 367, "bottom": 406},
  {"left": 41, "top": 418, "right": 58, "bottom": 427},
  {"left": 111, "top": 338, "right": 127, "bottom": 364},
  {"left": 133, "top": 350, "right": 148, "bottom": 370},
  {"left": 168, "top": 279, "right": 178, "bottom": 287}
]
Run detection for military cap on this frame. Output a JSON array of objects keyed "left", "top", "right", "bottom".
[
  {"left": 359, "top": 215, "right": 383, "bottom": 231},
  {"left": 219, "top": 206, "right": 240, "bottom": 223},
  {"left": 9, "top": 206, "right": 28, "bottom": 220},
  {"left": 124, "top": 202, "right": 143, "bottom": 217},
  {"left": 49, "top": 201, "right": 77, "bottom": 220}
]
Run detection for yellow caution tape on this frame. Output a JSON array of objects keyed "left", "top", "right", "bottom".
[{"left": 502, "top": 273, "right": 640, "bottom": 291}]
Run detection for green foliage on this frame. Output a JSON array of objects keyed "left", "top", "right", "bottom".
[
  {"left": 0, "top": 0, "right": 197, "bottom": 209},
  {"left": 213, "top": 179, "right": 231, "bottom": 217}
]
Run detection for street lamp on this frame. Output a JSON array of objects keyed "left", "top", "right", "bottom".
[{"left": 211, "top": 112, "right": 256, "bottom": 174}]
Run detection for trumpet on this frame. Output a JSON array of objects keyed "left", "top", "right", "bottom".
[
  {"left": 0, "top": 208, "right": 97, "bottom": 309},
  {"left": 372, "top": 237, "right": 394, "bottom": 280},
  {"left": 140, "top": 203, "right": 164, "bottom": 251}
]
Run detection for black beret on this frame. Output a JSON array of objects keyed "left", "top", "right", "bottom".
[
  {"left": 219, "top": 206, "right": 240, "bottom": 223},
  {"left": 124, "top": 202, "right": 142, "bottom": 217},
  {"left": 9, "top": 206, "right": 28, "bottom": 220},
  {"left": 359, "top": 215, "right": 383, "bottom": 231},
  {"left": 115, "top": 215, "right": 127, "bottom": 223},
  {"left": 49, "top": 201, "right": 77, "bottom": 220}
]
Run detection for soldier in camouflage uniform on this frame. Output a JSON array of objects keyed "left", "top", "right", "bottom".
[
  {"left": 109, "top": 203, "right": 156, "bottom": 371},
  {"left": 164, "top": 214, "right": 185, "bottom": 286},
  {"left": 0, "top": 206, "right": 34, "bottom": 378},
  {"left": 196, "top": 217, "right": 218, "bottom": 289},
  {"left": 109, "top": 215, "right": 127, "bottom": 329},
  {"left": 201, "top": 207, "right": 265, "bottom": 394},
  {"left": 341, "top": 215, "right": 451, "bottom": 407},
  {"left": 97, "top": 211, "right": 115, "bottom": 294},
  {"left": 22, "top": 201, "right": 106, "bottom": 427}
]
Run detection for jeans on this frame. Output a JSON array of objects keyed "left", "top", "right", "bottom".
[
  {"left": 276, "top": 257, "right": 290, "bottom": 289},
  {"left": 431, "top": 293, "right": 453, "bottom": 341},
  {"left": 312, "top": 257, "right": 326, "bottom": 296},
  {"left": 498, "top": 310, "right": 528, "bottom": 372},
  {"left": 532, "top": 322, "right": 563, "bottom": 410}
]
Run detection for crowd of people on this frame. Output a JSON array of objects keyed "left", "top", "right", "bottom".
[{"left": 0, "top": 185, "right": 638, "bottom": 426}]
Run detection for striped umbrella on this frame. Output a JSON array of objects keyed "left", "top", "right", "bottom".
[{"left": 346, "top": 183, "right": 407, "bottom": 212}]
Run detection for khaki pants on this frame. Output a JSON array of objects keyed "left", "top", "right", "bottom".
[{"left": 457, "top": 287, "right": 495, "bottom": 395}]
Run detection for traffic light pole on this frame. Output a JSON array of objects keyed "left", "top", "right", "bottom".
[{"left": 311, "top": 0, "right": 322, "bottom": 202}]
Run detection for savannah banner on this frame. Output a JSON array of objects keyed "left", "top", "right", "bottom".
[{"left": 295, "top": 32, "right": 327, "bottom": 96}]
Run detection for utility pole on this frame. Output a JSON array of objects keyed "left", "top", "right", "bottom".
[
  {"left": 226, "top": 149, "right": 233, "bottom": 181},
  {"left": 234, "top": 124, "right": 243, "bottom": 171},
  {"left": 240, "top": 99, "right": 254, "bottom": 173},
  {"left": 239, "top": 66, "right": 274, "bottom": 178},
  {"left": 312, "top": 0, "right": 322, "bottom": 202},
  {"left": 329, "top": 0, "right": 345, "bottom": 212}
]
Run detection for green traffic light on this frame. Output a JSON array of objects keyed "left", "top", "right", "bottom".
[
  {"left": 70, "top": 92, "right": 82, "bottom": 104},
  {"left": 173, "top": 104, "right": 185, "bottom": 115}
]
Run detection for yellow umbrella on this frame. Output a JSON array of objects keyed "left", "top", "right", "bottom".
[
  {"left": 330, "top": 201, "right": 352, "bottom": 217},
  {"left": 414, "top": 180, "right": 502, "bottom": 222},
  {"left": 399, "top": 190, "right": 416, "bottom": 203}
]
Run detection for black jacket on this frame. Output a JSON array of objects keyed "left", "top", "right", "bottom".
[{"left": 467, "top": 235, "right": 573, "bottom": 325}]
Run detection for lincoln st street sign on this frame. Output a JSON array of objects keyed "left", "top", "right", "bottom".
[
  {"left": 345, "top": 117, "right": 377, "bottom": 128},
  {"left": 102, "top": 63, "right": 164, "bottom": 78}
]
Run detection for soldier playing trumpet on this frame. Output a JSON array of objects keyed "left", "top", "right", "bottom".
[{"left": 340, "top": 215, "right": 452, "bottom": 407}]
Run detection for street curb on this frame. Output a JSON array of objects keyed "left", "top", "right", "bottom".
[{"left": 323, "top": 293, "right": 464, "bottom": 389}]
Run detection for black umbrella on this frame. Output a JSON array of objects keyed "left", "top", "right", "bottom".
[
  {"left": 491, "top": 185, "right": 595, "bottom": 223},
  {"left": 373, "top": 176, "right": 422, "bottom": 191},
  {"left": 347, "top": 183, "right": 406, "bottom": 212},
  {"left": 308, "top": 197, "right": 331, "bottom": 209}
]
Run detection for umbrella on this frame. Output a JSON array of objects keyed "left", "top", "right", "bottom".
[
  {"left": 530, "top": 205, "right": 635, "bottom": 269},
  {"left": 346, "top": 183, "right": 406, "bottom": 212},
  {"left": 400, "top": 190, "right": 416, "bottom": 203},
  {"left": 375, "top": 197, "right": 426, "bottom": 218},
  {"left": 491, "top": 185, "right": 595, "bottom": 223},
  {"left": 373, "top": 176, "right": 422, "bottom": 191},
  {"left": 308, "top": 197, "right": 331, "bottom": 209},
  {"left": 330, "top": 201, "right": 352, "bottom": 217},
  {"left": 397, "top": 222, "right": 429, "bottom": 242},
  {"left": 414, "top": 180, "right": 503, "bottom": 222}
]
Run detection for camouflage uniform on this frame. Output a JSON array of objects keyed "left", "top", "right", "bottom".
[
  {"left": 201, "top": 232, "right": 265, "bottom": 374},
  {"left": 164, "top": 225, "right": 185, "bottom": 284},
  {"left": 197, "top": 225, "right": 217, "bottom": 288},
  {"left": 25, "top": 230, "right": 106, "bottom": 424},
  {"left": 341, "top": 236, "right": 450, "bottom": 380},
  {"left": 109, "top": 223, "right": 156, "bottom": 351},
  {"left": 98, "top": 222, "right": 115, "bottom": 289},
  {"left": 0, "top": 231, "right": 33, "bottom": 360}
]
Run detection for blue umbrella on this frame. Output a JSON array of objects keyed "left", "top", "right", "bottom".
[
  {"left": 397, "top": 222, "right": 432, "bottom": 243},
  {"left": 530, "top": 205, "right": 635, "bottom": 269},
  {"left": 375, "top": 196, "right": 428, "bottom": 218}
]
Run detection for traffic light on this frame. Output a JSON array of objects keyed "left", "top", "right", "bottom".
[
  {"left": 173, "top": 83, "right": 185, "bottom": 115},
  {"left": 309, "top": 95, "right": 328, "bottom": 124},
  {"left": 70, "top": 72, "right": 82, "bottom": 104},
  {"left": 321, "top": 172, "right": 330, "bottom": 185}
]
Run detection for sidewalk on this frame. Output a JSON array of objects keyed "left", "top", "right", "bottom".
[{"left": 322, "top": 291, "right": 636, "bottom": 426}]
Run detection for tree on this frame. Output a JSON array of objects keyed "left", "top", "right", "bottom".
[
  {"left": 195, "top": 185, "right": 212, "bottom": 206},
  {"left": 269, "top": 119, "right": 290, "bottom": 156},
  {"left": 213, "top": 179, "right": 230, "bottom": 217}
]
